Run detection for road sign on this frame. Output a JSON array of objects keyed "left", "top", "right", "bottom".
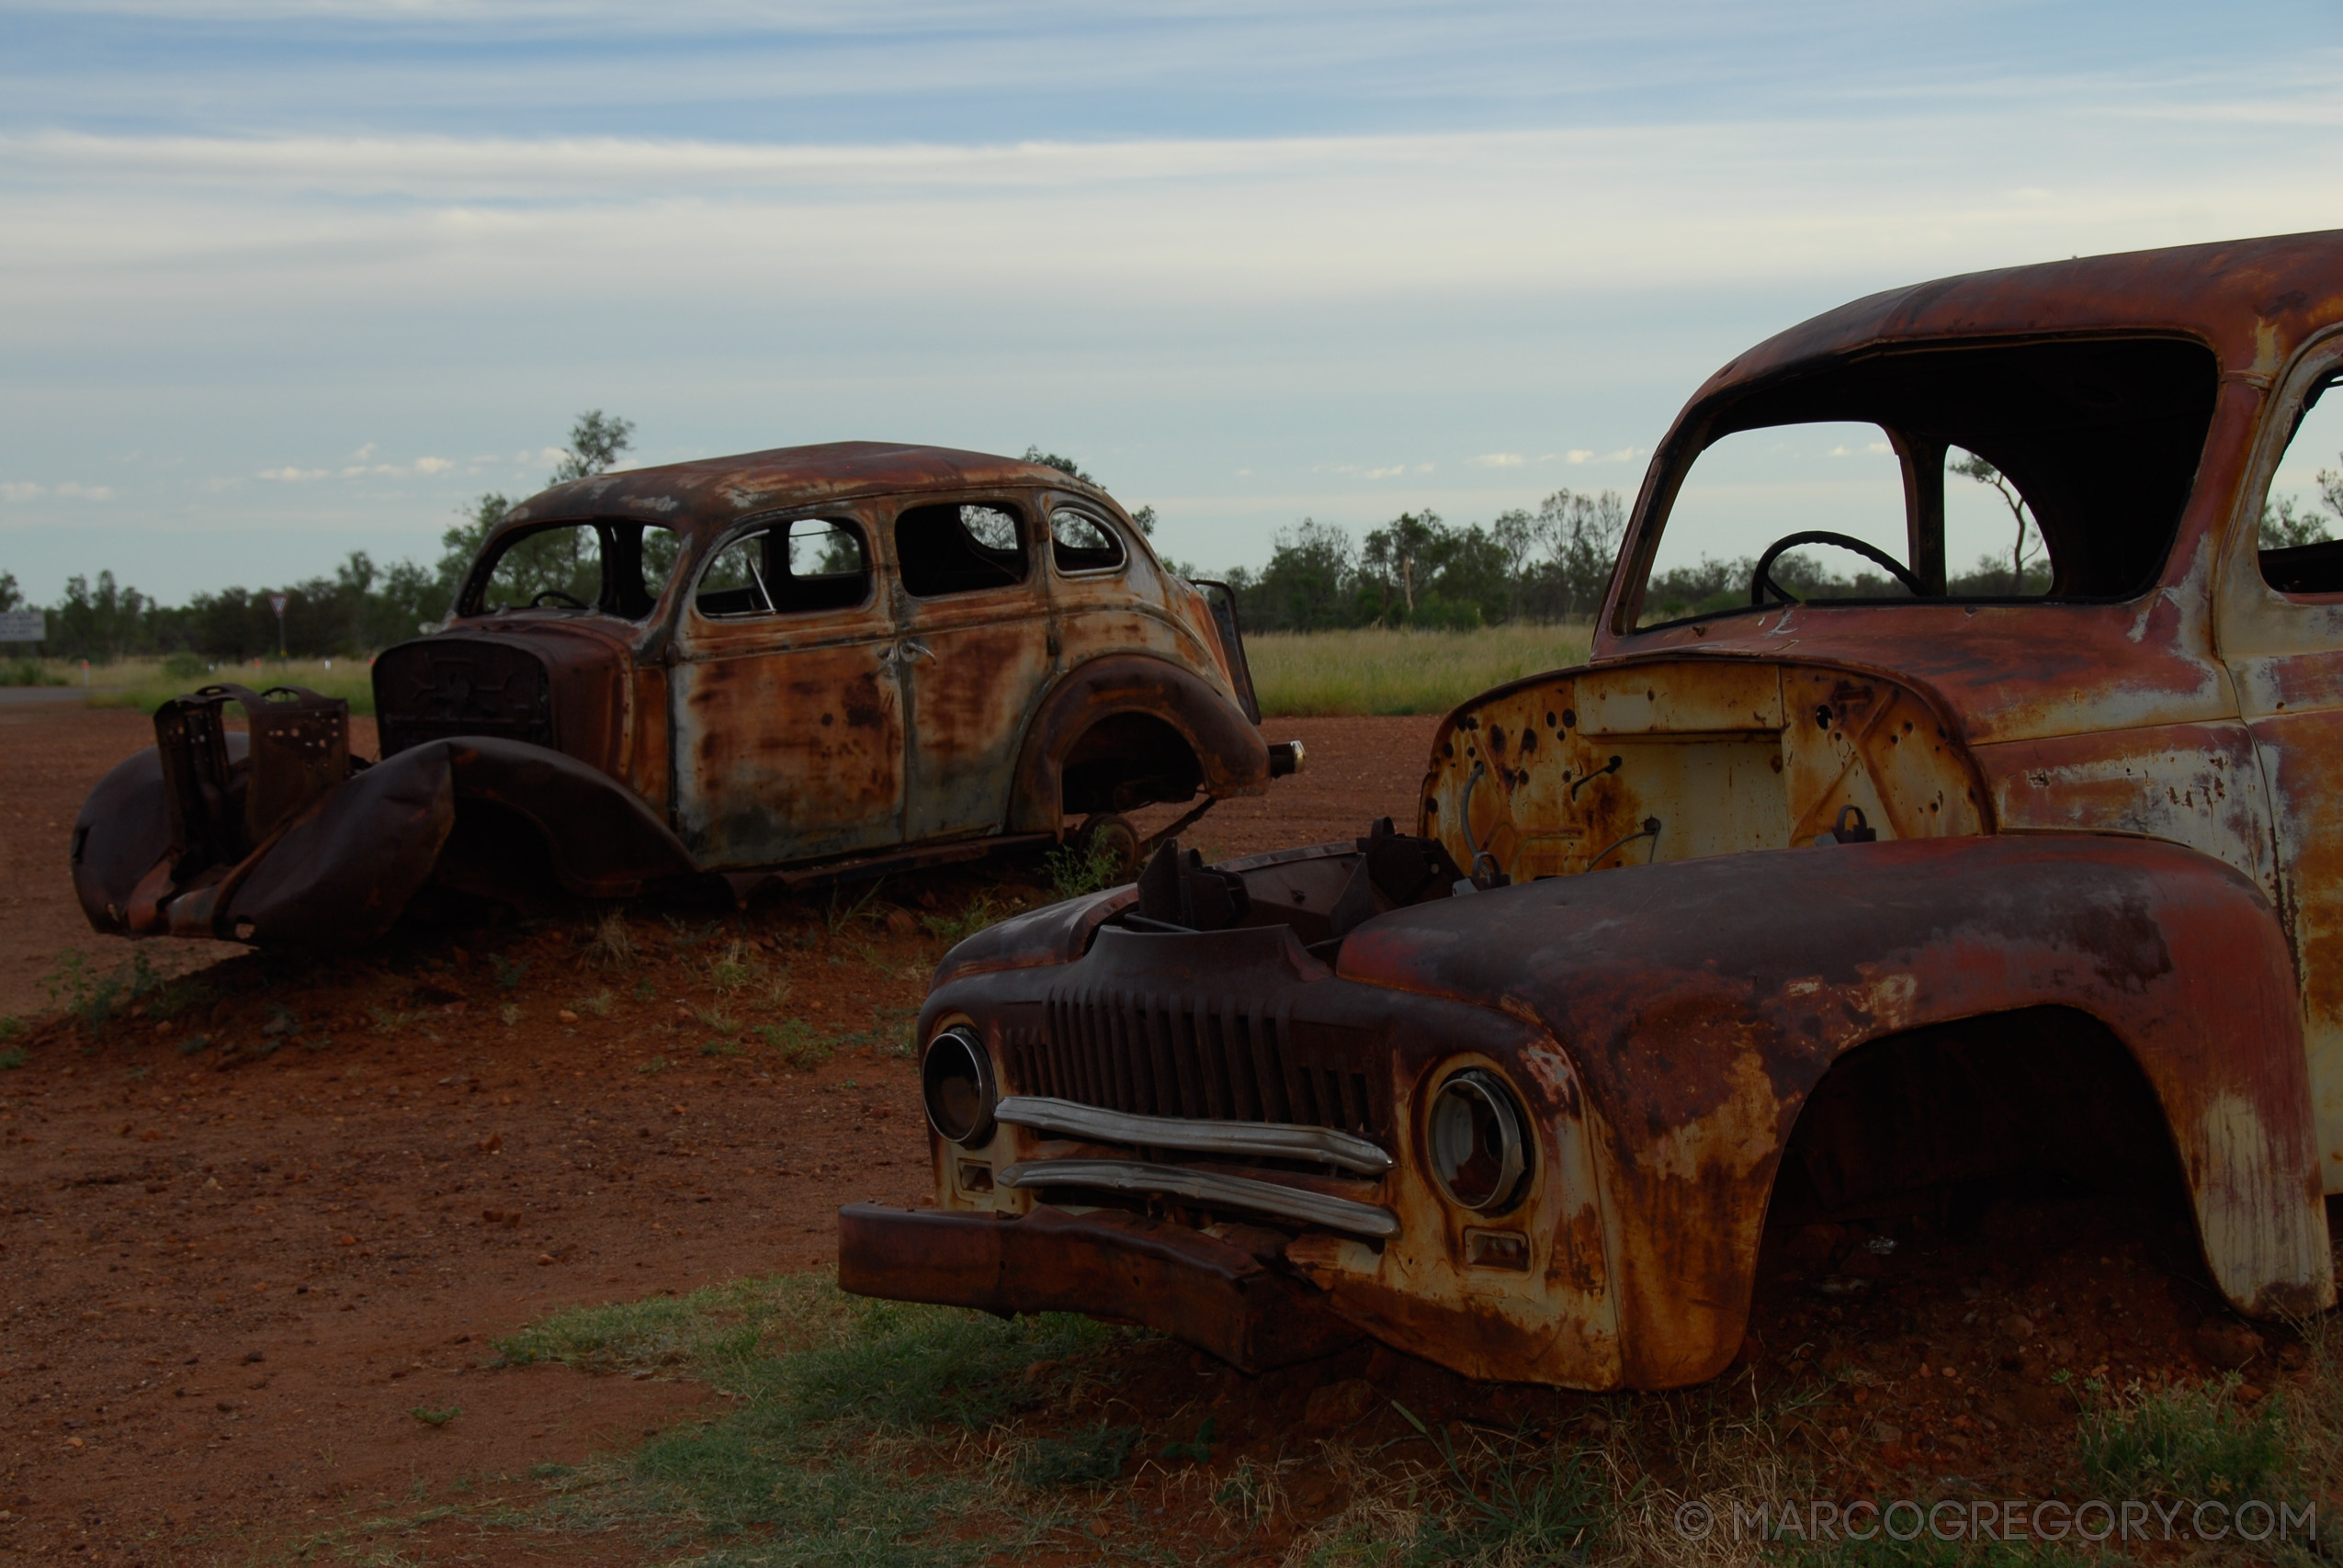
[
  {"left": 269, "top": 594, "right": 289, "bottom": 617},
  {"left": 0, "top": 610, "right": 46, "bottom": 643}
]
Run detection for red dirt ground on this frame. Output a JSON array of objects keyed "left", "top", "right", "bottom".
[
  {"left": 0, "top": 711, "right": 1437, "bottom": 1564},
  {"left": 0, "top": 706, "right": 2329, "bottom": 1564}
]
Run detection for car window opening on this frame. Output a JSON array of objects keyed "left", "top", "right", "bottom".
[
  {"left": 896, "top": 502, "right": 1028, "bottom": 596},
  {"left": 472, "top": 520, "right": 681, "bottom": 620},
  {"left": 1631, "top": 337, "right": 2219, "bottom": 629},
  {"left": 1050, "top": 507, "right": 1126, "bottom": 574},
  {"left": 2258, "top": 368, "right": 2343, "bottom": 595},
  {"left": 696, "top": 518, "right": 871, "bottom": 618}
]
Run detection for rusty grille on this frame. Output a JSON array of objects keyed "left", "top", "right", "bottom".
[
  {"left": 374, "top": 639, "right": 554, "bottom": 757},
  {"left": 1006, "top": 986, "right": 1387, "bottom": 1140}
]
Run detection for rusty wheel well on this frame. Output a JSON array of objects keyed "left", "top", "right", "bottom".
[
  {"left": 1765, "top": 1006, "right": 2190, "bottom": 1235},
  {"left": 1059, "top": 711, "right": 1205, "bottom": 817}
]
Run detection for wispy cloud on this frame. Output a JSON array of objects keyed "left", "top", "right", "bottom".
[
  {"left": 1, "top": 480, "right": 115, "bottom": 501},
  {"left": 1472, "top": 452, "right": 1526, "bottom": 468}
]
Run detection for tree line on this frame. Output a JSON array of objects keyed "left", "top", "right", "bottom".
[{"left": 11, "top": 415, "right": 2337, "bottom": 661}]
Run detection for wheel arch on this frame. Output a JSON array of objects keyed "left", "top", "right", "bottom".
[
  {"left": 1338, "top": 831, "right": 2335, "bottom": 1389},
  {"left": 1005, "top": 654, "right": 1271, "bottom": 835}
]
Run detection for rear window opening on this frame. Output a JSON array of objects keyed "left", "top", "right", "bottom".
[
  {"left": 469, "top": 520, "right": 681, "bottom": 620},
  {"left": 1050, "top": 506, "right": 1126, "bottom": 575},
  {"left": 695, "top": 518, "right": 872, "bottom": 618},
  {"left": 1627, "top": 337, "right": 2218, "bottom": 630},
  {"left": 2258, "top": 367, "right": 2343, "bottom": 595},
  {"left": 896, "top": 502, "right": 1028, "bottom": 597}
]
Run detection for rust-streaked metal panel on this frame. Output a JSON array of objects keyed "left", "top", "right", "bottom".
[
  {"left": 837, "top": 1202, "right": 1360, "bottom": 1371},
  {"left": 1418, "top": 657, "right": 1988, "bottom": 884}
]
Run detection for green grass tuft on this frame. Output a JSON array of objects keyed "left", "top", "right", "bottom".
[
  {"left": 2076, "top": 1372, "right": 2291, "bottom": 1502},
  {"left": 493, "top": 1274, "right": 1126, "bottom": 1563}
]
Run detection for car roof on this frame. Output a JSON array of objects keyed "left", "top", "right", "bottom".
[
  {"left": 1698, "top": 228, "right": 2343, "bottom": 404},
  {"left": 504, "top": 441, "right": 1115, "bottom": 538}
]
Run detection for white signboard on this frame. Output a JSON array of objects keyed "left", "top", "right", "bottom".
[
  {"left": 268, "top": 594, "right": 289, "bottom": 617},
  {"left": 0, "top": 611, "right": 45, "bottom": 643}
]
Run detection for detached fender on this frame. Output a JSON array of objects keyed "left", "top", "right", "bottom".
[
  {"left": 1339, "top": 832, "right": 2332, "bottom": 1387},
  {"left": 1005, "top": 654, "right": 1271, "bottom": 834},
  {"left": 76, "top": 736, "right": 696, "bottom": 947}
]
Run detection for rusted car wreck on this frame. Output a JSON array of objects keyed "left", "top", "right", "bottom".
[
  {"left": 73, "top": 444, "right": 1297, "bottom": 945},
  {"left": 844, "top": 231, "right": 2343, "bottom": 1390}
]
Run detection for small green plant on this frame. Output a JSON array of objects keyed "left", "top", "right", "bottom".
[
  {"left": 162, "top": 650, "right": 209, "bottom": 681},
  {"left": 755, "top": 1019, "right": 833, "bottom": 1072},
  {"left": 492, "top": 955, "right": 530, "bottom": 991},
  {"left": 1160, "top": 1416, "right": 1217, "bottom": 1463},
  {"left": 922, "top": 895, "right": 1009, "bottom": 945},
  {"left": 2077, "top": 1373, "right": 2291, "bottom": 1501},
  {"left": 636, "top": 1055, "right": 670, "bottom": 1076},
  {"left": 0, "top": 1015, "right": 22, "bottom": 1042},
  {"left": 0, "top": 1046, "right": 25, "bottom": 1071},
  {"left": 40, "top": 948, "right": 161, "bottom": 1027},
  {"left": 529, "top": 1462, "right": 574, "bottom": 1479},
  {"left": 699, "top": 1039, "right": 743, "bottom": 1057},
  {"left": 694, "top": 1004, "right": 739, "bottom": 1035},
  {"left": 498, "top": 1002, "right": 521, "bottom": 1027},
  {"left": 409, "top": 1405, "right": 460, "bottom": 1427},
  {"left": 368, "top": 1006, "right": 422, "bottom": 1034},
  {"left": 707, "top": 941, "right": 754, "bottom": 994},
  {"left": 175, "top": 1032, "right": 210, "bottom": 1056},
  {"left": 572, "top": 989, "right": 613, "bottom": 1019},
  {"left": 1018, "top": 1422, "right": 1141, "bottom": 1487},
  {"left": 630, "top": 979, "right": 657, "bottom": 1003},
  {"left": 662, "top": 915, "right": 723, "bottom": 949},
  {"left": 1045, "top": 837, "right": 1126, "bottom": 898}
]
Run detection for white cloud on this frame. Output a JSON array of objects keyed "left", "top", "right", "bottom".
[
  {"left": 258, "top": 466, "right": 329, "bottom": 480},
  {"left": 6, "top": 480, "right": 115, "bottom": 499},
  {"left": 1471, "top": 452, "right": 1526, "bottom": 468},
  {"left": 413, "top": 456, "right": 453, "bottom": 474},
  {"left": 1364, "top": 464, "right": 1407, "bottom": 479},
  {"left": 1565, "top": 447, "right": 1643, "bottom": 466}
]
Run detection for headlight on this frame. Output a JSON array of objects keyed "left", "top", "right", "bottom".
[
  {"left": 1426, "top": 1068, "right": 1529, "bottom": 1213},
  {"left": 922, "top": 1026, "right": 997, "bottom": 1146}
]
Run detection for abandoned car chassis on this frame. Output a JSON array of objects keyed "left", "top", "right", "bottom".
[
  {"left": 845, "top": 232, "right": 2343, "bottom": 1389},
  {"left": 72, "top": 444, "right": 1298, "bottom": 945}
]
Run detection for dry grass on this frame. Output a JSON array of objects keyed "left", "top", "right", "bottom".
[
  {"left": 63, "top": 655, "right": 379, "bottom": 715},
  {"left": 1248, "top": 625, "right": 1594, "bottom": 717}
]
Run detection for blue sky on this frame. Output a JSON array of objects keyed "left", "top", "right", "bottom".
[{"left": 2, "top": 2, "right": 2340, "bottom": 601}]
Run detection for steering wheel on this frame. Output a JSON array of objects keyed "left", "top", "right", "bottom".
[
  {"left": 1749, "top": 530, "right": 1926, "bottom": 606},
  {"left": 530, "top": 589, "right": 588, "bottom": 609}
]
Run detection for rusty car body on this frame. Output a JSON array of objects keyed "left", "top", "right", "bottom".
[
  {"left": 72, "top": 444, "right": 1298, "bottom": 946},
  {"left": 843, "top": 232, "right": 2343, "bottom": 1390}
]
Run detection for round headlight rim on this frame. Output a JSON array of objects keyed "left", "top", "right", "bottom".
[
  {"left": 921, "top": 1024, "right": 998, "bottom": 1147},
  {"left": 1424, "top": 1066, "right": 1532, "bottom": 1215}
]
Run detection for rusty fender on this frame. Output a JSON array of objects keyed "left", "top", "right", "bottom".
[
  {"left": 1004, "top": 654, "right": 1272, "bottom": 835},
  {"left": 837, "top": 1203, "right": 1359, "bottom": 1371},
  {"left": 1341, "top": 831, "right": 2334, "bottom": 1388},
  {"left": 74, "top": 738, "right": 696, "bottom": 946}
]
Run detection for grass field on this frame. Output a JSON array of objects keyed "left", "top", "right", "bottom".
[
  {"left": 26, "top": 623, "right": 1589, "bottom": 723},
  {"left": 1247, "top": 624, "right": 1593, "bottom": 717},
  {"left": 5, "top": 656, "right": 378, "bottom": 714}
]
